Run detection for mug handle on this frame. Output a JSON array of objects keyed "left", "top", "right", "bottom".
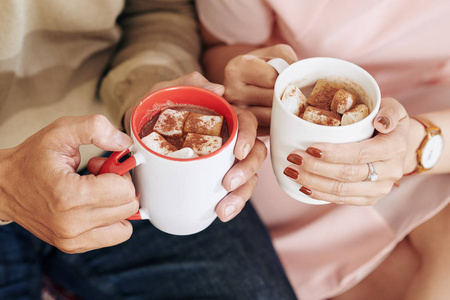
[
  {"left": 99, "top": 148, "right": 149, "bottom": 221},
  {"left": 267, "top": 58, "right": 290, "bottom": 74}
]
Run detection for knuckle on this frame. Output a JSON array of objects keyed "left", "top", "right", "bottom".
[
  {"left": 331, "top": 180, "right": 349, "bottom": 196},
  {"left": 224, "top": 63, "right": 239, "bottom": 81},
  {"left": 273, "top": 44, "right": 296, "bottom": 60},
  {"left": 241, "top": 109, "right": 258, "bottom": 123},
  {"left": 53, "top": 219, "right": 82, "bottom": 240},
  {"left": 188, "top": 71, "right": 203, "bottom": 78},
  {"left": 338, "top": 164, "right": 359, "bottom": 181},
  {"left": 53, "top": 238, "right": 80, "bottom": 254},
  {"left": 186, "top": 71, "right": 206, "bottom": 83},
  {"left": 223, "top": 88, "right": 242, "bottom": 104},
  {"left": 393, "top": 168, "right": 403, "bottom": 181},
  {"left": 51, "top": 189, "right": 74, "bottom": 212},
  {"left": 355, "top": 148, "right": 370, "bottom": 164},
  {"left": 382, "top": 183, "right": 395, "bottom": 196},
  {"left": 332, "top": 196, "right": 348, "bottom": 205},
  {"left": 51, "top": 116, "right": 70, "bottom": 128},
  {"left": 251, "top": 173, "right": 258, "bottom": 185},
  {"left": 255, "top": 139, "right": 268, "bottom": 159},
  {"left": 89, "top": 114, "right": 109, "bottom": 131}
]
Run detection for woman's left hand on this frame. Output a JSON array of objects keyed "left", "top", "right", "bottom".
[{"left": 283, "top": 97, "right": 409, "bottom": 205}]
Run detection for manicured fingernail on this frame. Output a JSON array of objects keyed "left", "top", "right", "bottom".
[
  {"left": 377, "top": 116, "right": 390, "bottom": 130},
  {"left": 114, "top": 131, "right": 132, "bottom": 148},
  {"left": 223, "top": 204, "right": 236, "bottom": 220},
  {"left": 283, "top": 167, "right": 299, "bottom": 180},
  {"left": 306, "top": 147, "right": 323, "bottom": 158},
  {"left": 299, "top": 186, "right": 312, "bottom": 195},
  {"left": 287, "top": 154, "right": 303, "bottom": 166},
  {"left": 229, "top": 176, "right": 243, "bottom": 191}
]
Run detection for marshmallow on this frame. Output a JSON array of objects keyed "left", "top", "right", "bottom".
[
  {"left": 167, "top": 147, "right": 199, "bottom": 159},
  {"left": 153, "top": 108, "right": 189, "bottom": 137},
  {"left": 307, "top": 80, "right": 345, "bottom": 110},
  {"left": 302, "top": 106, "right": 341, "bottom": 126},
  {"left": 330, "top": 89, "right": 358, "bottom": 114},
  {"left": 184, "top": 112, "right": 224, "bottom": 136},
  {"left": 281, "top": 85, "right": 307, "bottom": 116},
  {"left": 182, "top": 133, "right": 222, "bottom": 156},
  {"left": 141, "top": 132, "right": 177, "bottom": 155},
  {"left": 341, "top": 104, "right": 369, "bottom": 126}
]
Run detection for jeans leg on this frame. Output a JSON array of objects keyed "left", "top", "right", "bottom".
[
  {"left": 44, "top": 202, "right": 297, "bottom": 300},
  {"left": 0, "top": 223, "right": 51, "bottom": 300}
]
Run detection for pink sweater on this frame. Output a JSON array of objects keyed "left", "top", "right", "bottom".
[{"left": 197, "top": 0, "right": 450, "bottom": 299}]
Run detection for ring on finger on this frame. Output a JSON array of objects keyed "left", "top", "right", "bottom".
[{"left": 364, "top": 162, "right": 378, "bottom": 182}]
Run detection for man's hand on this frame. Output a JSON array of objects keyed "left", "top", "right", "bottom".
[{"left": 0, "top": 115, "right": 139, "bottom": 253}]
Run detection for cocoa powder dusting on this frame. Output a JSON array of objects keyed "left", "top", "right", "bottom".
[
  {"left": 139, "top": 104, "right": 228, "bottom": 156},
  {"left": 307, "top": 80, "right": 345, "bottom": 110},
  {"left": 183, "top": 133, "right": 207, "bottom": 152}
]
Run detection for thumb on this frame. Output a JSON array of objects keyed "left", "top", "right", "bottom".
[
  {"left": 60, "top": 114, "right": 132, "bottom": 152},
  {"left": 373, "top": 97, "right": 408, "bottom": 134}
]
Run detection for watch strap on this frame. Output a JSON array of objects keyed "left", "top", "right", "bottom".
[{"left": 404, "top": 116, "right": 441, "bottom": 176}]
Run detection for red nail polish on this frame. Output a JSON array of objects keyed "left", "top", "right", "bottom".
[
  {"left": 377, "top": 116, "right": 390, "bottom": 129},
  {"left": 287, "top": 154, "right": 303, "bottom": 166},
  {"left": 283, "top": 167, "right": 299, "bottom": 180},
  {"left": 299, "top": 186, "right": 312, "bottom": 195},
  {"left": 306, "top": 147, "right": 323, "bottom": 158}
]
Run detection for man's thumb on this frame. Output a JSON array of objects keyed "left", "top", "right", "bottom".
[{"left": 62, "top": 114, "right": 132, "bottom": 151}]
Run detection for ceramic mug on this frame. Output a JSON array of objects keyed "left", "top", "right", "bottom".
[
  {"left": 100, "top": 86, "right": 238, "bottom": 235},
  {"left": 268, "top": 57, "right": 381, "bottom": 205}
]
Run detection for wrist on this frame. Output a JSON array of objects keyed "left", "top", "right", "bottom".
[
  {"left": 404, "top": 116, "right": 444, "bottom": 175},
  {"left": 404, "top": 117, "right": 425, "bottom": 174}
]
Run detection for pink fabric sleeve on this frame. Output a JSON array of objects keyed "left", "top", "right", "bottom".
[{"left": 196, "top": 0, "right": 273, "bottom": 45}]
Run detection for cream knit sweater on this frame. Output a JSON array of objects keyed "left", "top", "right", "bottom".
[{"left": 0, "top": 0, "right": 201, "bottom": 165}]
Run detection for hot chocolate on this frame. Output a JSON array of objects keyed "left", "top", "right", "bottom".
[
  {"left": 139, "top": 104, "right": 229, "bottom": 158},
  {"left": 281, "top": 79, "right": 370, "bottom": 126}
]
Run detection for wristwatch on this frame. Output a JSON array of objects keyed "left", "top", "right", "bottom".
[{"left": 408, "top": 116, "right": 444, "bottom": 174}]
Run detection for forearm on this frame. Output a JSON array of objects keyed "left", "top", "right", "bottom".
[
  {"left": 100, "top": 0, "right": 202, "bottom": 127},
  {"left": 405, "top": 109, "right": 450, "bottom": 175}
]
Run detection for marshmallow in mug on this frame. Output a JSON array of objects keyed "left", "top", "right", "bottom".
[
  {"left": 281, "top": 79, "right": 369, "bottom": 126},
  {"left": 141, "top": 108, "right": 224, "bottom": 158}
]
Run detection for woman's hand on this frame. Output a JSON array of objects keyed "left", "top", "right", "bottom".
[
  {"left": 221, "top": 44, "right": 298, "bottom": 134},
  {"left": 282, "top": 98, "right": 410, "bottom": 205}
]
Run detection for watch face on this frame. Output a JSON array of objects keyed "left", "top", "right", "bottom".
[{"left": 421, "top": 135, "right": 444, "bottom": 169}]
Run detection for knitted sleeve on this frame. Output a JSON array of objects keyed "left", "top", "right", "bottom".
[{"left": 99, "top": 0, "right": 202, "bottom": 127}]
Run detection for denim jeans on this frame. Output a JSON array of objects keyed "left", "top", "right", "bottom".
[{"left": 0, "top": 201, "right": 296, "bottom": 300}]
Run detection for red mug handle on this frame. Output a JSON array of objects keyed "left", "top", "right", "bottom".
[{"left": 99, "top": 149, "right": 146, "bottom": 221}]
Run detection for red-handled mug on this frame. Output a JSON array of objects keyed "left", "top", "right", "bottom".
[{"left": 100, "top": 86, "right": 238, "bottom": 235}]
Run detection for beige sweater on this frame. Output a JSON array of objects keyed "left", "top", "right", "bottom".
[{"left": 0, "top": 0, "right": 201, "bottom": 165}]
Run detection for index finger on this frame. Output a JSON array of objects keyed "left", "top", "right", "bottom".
[
  {"left": 306, "top": 98, "right": 409, "bottom": 164},
  {"left": 308, "top": 123, "right": 408, "bottom": 164}
]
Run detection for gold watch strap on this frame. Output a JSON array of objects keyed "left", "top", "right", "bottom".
[
  {"left": 405, "top": 116, "right": 441, "bottom": 175},
  {"left": 413, "top": 116, "right": 441, "bottom": 136}
]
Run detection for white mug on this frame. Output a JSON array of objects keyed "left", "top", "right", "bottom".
[
  {"left": 268, "top": 57, "right": 381, "bottom": 205},
  {"left": 100, "top": 86, "right": 238, "bottom": 235}
]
